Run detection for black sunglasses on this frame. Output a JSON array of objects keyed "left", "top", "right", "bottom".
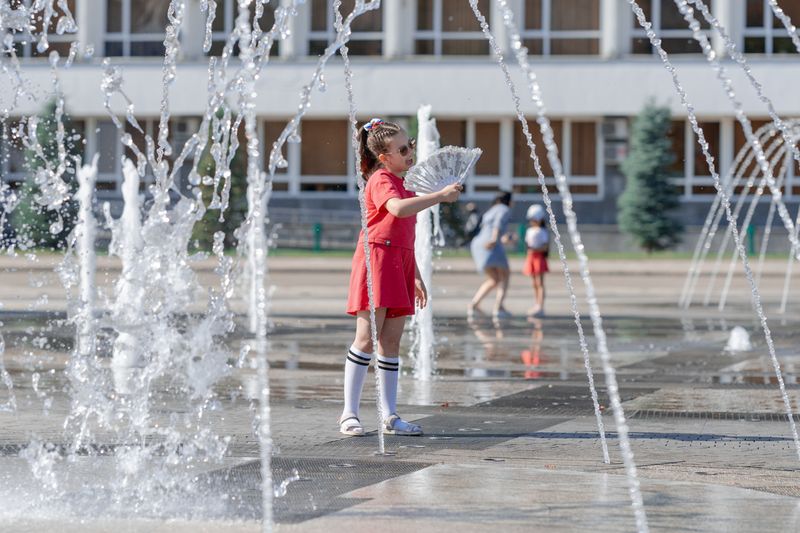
[{"left": 387, "top": 138, "right": 417, "bottom": 157}]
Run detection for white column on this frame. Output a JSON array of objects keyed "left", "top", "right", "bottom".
[
  {"left": 600, "top": 0, "right": 627, "bottom": 59},
  {"left": 712, "top": 0, "right": 745, "bottom": 57},
  {"left": 384, "top": 0, "right": 416, "bottom": 58},
  {"left": 280, "top": 0, "right": 309, "bottom": 58},
  {"left": 499, "top": 118, "right": 514, "bottom": 192},
  {"left": 76, "top": 0, "right": 105, "bottom": 58},
  {"left": 181, "top": 0, "right": 207, "bottom": 61}
]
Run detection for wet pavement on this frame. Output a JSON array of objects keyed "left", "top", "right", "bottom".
[{"left": 1, "top": 256, "right": 799, "bottom": 531}]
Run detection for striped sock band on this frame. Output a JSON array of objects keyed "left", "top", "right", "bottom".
[
  {"left": 376, "top": 355, "right": 400, "bottom": 372},
  {"left": 347, "top": 347, "right": 372, "bottom": 367},
  {"left": 342, "top": 345, "right": 373, "bottom": 419},
  {"left": 376, "top": 354, "right": 400, "bottom": 417}
]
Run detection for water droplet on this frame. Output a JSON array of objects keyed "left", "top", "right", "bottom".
[{"left": 49, "top": 216, "right": 63, "bottom": 235}]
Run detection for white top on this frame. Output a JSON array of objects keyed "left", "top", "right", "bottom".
[{"left": 525, "top": 226, "right": 549, "bottom": 250}]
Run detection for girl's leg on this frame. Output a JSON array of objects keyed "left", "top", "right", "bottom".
[
  {"left": 493, "top": 268, "right": 511, "bottom": 314},
  {"left": 376, "top": 315, "right": 406, "bottom": 418},
  {"left": 533, "top": 274, "right": 545, "bottom": 312},
  {"left": 353, "top": 307, "right": 387, "bottom": 354},
  {"left": 377, "top": 315, "right": 422, "bottom": 435},
  {"left": 470, "top": 267, "right": 501, "bottom": 313},
  {"left": 341, "top": 308, "right": 387, "bottom": 431},
  {"left": 528, "top": 276, "right": 538, "bottom": 316}
]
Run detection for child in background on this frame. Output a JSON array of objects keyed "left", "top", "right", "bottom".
[
  {"left": 340, "top": 118, "right": 462, "bottom": 437},
  {"left": 523, "top": 204, "right": 549, "bottom": 318}
]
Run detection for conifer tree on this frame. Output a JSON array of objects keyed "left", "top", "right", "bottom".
[
  {"left": 618, "top": 102, "right": 683, "bottom": 253},
  {"left": 191, "top": 112, "right": 248, "bottom": 250},
  {"left": 11, "top": 99, "right": 80, "bottom": 250}
]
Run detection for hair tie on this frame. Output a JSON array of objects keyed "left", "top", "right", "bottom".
[{"left": 363, "top": 118, "right": 384, "bottom": 132}]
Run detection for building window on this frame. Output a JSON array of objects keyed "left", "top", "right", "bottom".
[
  {"left": 263, "top": 119, "right": 289, "bottom": 192},
  {"left": 513, "top": 119, "right": 601, "bottom": 198},
  {"left": 744, "top": 0, "right": 800, "bottom": 54},
  {"left": 299, "top": 119, "right": 349, "bottom": 193},
  {"left": 1, "top": 117, "right": 85, "bottom": 189},
  {"left": 5, "top": 0, "right": 77, "bottom": 58},
  {"left": 415, "top": 0, "right": 490, "bottom": 55},
  {"left": 105, "top": 0, "right": 167, "bottom": 57},
  {"left": 1, "top": 119, "right": 29, "bottom": 188},
  {"left": 521, "top": 0, "right": 600, "bottom": 55},
  {"left": 207, "top": 0, "right": 277, "bottom": 56},
  {"left": 432, "top": 119, "right": 503, "bottom": 194},
  {"left": 667, "top": 119, "right": 724, "bottom": 198},
  {"left": 631, "top": 0, "right": 708, "bottom": 55},
  {"left": 473, "top": 121, "right": 501, "bottom": 192},
  {"left": 308, "top": 0, "right": 382, "bottom": 56},
  {"left": 88, "top": 117, "right": 196, "bottom": 194}
]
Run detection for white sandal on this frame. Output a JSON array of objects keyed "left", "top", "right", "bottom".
[
  {"left": 339, "top": 415, "right": 365, "bottom": 436},
  {"left": 383, "top": 414, "right": 423, "bottom": 436}
]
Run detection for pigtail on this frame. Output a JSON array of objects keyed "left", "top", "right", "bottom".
[{"left": 359, "top": 126, "right": 377, "bottom": 180}]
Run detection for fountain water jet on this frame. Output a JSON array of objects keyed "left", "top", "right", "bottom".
[
  {"left": 409, "top": 104, "right": 442, "bottom": 381},
  {"left": 629, "top": 0, "right": 800, "bottom": 463},
  {"left": 335, "top": 0, "right": 388, "bottom": 455},
  {"left": 483, "top": 2, "right": 639, "bottom": 528},
  {"left": 494, "top": 0, "right": 611, "bottom": 470}
]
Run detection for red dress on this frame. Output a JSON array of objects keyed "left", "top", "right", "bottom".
[
  {"left": 347, "top": 169, "right": 417, "bottom": 318},
  {"left": 523, "top": 251, "right": 549, "bottom": 276}
]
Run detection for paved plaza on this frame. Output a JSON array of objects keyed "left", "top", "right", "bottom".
[{"left": 1, "top": 254, "right": 799, "bottom": 532}]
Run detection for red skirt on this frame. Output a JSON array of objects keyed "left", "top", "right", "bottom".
[
  {"left": 347, "top": 243, "right": 416, "bottom": 318},
  {"left": 523, "top": 250, "right": 549, "bottom": 276}
]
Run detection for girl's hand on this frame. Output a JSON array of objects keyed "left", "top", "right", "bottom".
[
  {"left": 485, "top": 240, "right": 497, "bottom": 250},
  {"left": 415, "top": 278, "right": 428, "bottom": 309},
  {"left": 438, "top": 183, "right": 463, "bottom": 203},
  {"left": 500, "top": 233, "right": 513, "bottom": 245}
]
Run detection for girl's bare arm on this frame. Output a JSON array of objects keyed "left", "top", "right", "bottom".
[{"left": 385, "top": 183, "right": 462, "bottom": 218}]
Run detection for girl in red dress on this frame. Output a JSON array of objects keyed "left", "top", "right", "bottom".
[
  {"left": 523, "top": 204, "right": 549, "bottom": 318},
  {"left": 340, "top": 118, "right": 462, "bottom": 437}
]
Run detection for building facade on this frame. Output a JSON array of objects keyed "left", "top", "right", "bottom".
[{"left": 1, "top": 0, "right": 799, "bottom": 231}]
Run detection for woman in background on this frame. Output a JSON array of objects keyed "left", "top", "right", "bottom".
[{"left": 468, "top": 191, "right": 513, "bottom": 319}]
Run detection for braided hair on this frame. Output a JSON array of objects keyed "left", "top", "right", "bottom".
[{"left": 358, "top": 118, "right": 404, "bottom": 180}]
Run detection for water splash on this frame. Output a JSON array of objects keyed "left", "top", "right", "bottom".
[
  {"left": 493, "top": 0, "right": 611, "bottom": 473},
  {"left": 672, "top": 0, "right": 799, "bottom": 257},
  {"left": 680, "top": 125, "right": 778, "bottom": 308},
  {"left": 725, "top": 326, "right": 752, "bottom": 352},
  {"left": 700, "top": 125, "right": 788, "bottom": 308},
  {"left": 718, "top": 134, "right": 794, "bottom": 311},
  {"left": 0, "top": 323, "right": 15, "bottom": 412},
  {"left": 273, "top": 469, "right": 301, "bottom": 498},
  {"left": 630, "top": 0, "right": 800, "bottom": 462},
  {"left": 63, "top": 155, "right": 100, "bottom": 448},
  {"left": 764, "top": 1, "right": 800, "bottom": 314}
]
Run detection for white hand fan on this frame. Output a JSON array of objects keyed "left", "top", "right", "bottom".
[{"left": 404, "top": 146, "right": 482, "bottom": 194}]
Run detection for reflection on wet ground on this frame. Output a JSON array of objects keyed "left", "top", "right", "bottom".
[
  {"left": 2, "top": 313, "right": 800, "bottom": 404},
  {"left": 3, "top": 312, "right": 800, "bottom": 529}
]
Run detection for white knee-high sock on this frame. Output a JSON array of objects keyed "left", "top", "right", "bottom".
[
  {"left": 376, "top": 354, "right": 400, "bottom": 418},
  {"left": 342, "top": 345, "right": 372, "bottom": 419}
]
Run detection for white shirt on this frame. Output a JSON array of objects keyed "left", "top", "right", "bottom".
[{"left": 525, "top": 226, "right": 549, "bottom": 250}]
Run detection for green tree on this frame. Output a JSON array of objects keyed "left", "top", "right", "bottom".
[
  {"left": 191, "top": 119, "right": 248, "bottom": 251},
  {"left": 618, "top": 102, "right": 683, "bottom": 253},
  {"left": 11, "top": 99, "right": 80, "bottom": 250}
]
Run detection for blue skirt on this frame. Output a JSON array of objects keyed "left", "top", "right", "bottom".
[{"left": 470, "top": 236, "right": 509, "bottom": 273}]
